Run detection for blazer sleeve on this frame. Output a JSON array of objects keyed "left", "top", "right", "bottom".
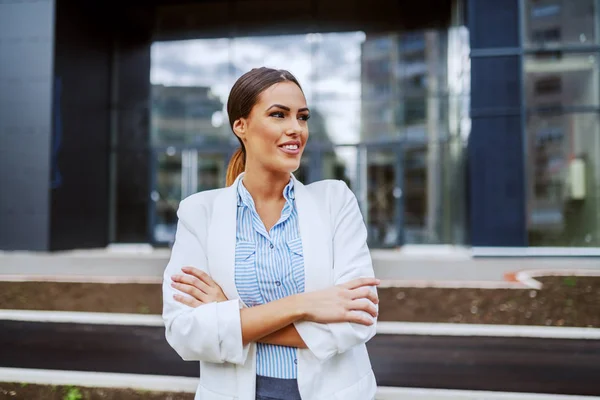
[
  {"left": 162, "top": 197, "right": 249, "bottom": 365},
  {"left": 295, "top": 181, "right": 378, "bottom": 362}
]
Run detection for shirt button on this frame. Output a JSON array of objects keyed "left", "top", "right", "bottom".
[
  {"left": 270, "top": 243, "right": 274, "bottom": 249},
  {"left": 275, "top": 281, "right": 281, "bottom": 286},
  {"left": 294, "top": 359, "right": 298, "bottom": 364}
]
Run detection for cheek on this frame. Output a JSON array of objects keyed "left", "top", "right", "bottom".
[
  {"left": 254, "top": 122, "right": 280, "bottom": 145},
  {"left": 247, "top": 123, "right": 279, "bottom": 152}
]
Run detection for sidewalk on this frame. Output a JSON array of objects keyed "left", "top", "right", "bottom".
[{"left": 1, "top": 245, "right": 599, "bottom": 284}]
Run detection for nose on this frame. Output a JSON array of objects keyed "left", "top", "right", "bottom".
[{"left": 286, "top": 118, "right": 303, "bottom": 136}]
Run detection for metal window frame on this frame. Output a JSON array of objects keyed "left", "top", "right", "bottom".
[{"left": 518, "top": 0, "right": 600, "bottom": 250}]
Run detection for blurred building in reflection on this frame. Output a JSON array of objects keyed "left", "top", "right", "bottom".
[
  {"left": 360, "top": 31, "right": 467, "bottom": 246},
  {"left": 151, "top": 85, "right": 227, "bottom": 146},
  {"left": 523, "top": 0, "right": 600, "bottom": 246}
]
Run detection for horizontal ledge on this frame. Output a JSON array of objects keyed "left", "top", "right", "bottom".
[
  {"left": 0, "top": 310, "right": 164, "bottom": 326},
  {"left": 471, "top": 47, "right": 523, "bottom": 58},
  {"left": 473, "top": 247, "right": 600, "bottom": 257},
  {"left": 470, "top": 109, "right": 523, "bottom": 118},
  {"left": 377, "top": 386, "right": 596, "bottom": 400},
  {"left": 0, "top": 368, "right": 197, "bottom": 393},
  {"left": 376, "top": 322, "right": 600, "bottom": 339},
  {"left": 0, "top": 368, "right": 594, "bottom": 399},
  {"left": 2, "top": 310, "right": 599, "bottom": 339}
]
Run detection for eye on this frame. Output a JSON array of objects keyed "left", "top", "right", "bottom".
[
  {"left": 299, "top": 114, "right": 310, "bottom": 121},
  {"left": 269, "top": 111, "right": 285, "bottom": 118}
]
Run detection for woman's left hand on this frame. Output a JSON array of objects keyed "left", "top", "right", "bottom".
[{"left": 171, "top": 266, "right": 228, "bottom": 307}]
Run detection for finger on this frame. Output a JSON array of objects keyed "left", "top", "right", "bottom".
[
  {"left": 172, "top": 274, "right": 211, "bottom": 294},
  {"left": 349, "top": 299, "right": 378, "bottom": 318},
  {"left": 350, "top": 287, "right": 379, "bottom": 304},
  {"left": 345, "top": 310, "right": 375, "bottom": 326},
  {"left": 173, "top": 293, "right": 202, "bottom": 308},
  {"left": 182, "top": 267, "right": 215, "bottom": 286},
  {"left": 341, "top": 277, "right": 380, "bottom": 290},
  {"left": 172, "top": 282, "right": 208, "bottom": 303}
]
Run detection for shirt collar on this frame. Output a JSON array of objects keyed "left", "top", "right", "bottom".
[{"left": 237, "top": 177, "right": 295, "bottom": 209}]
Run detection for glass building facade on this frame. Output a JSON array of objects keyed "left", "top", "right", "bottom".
[
  {"left": 149, "top": 27, "right": 470, "bottom": 248},
  {"left": 523, "top": 0, "right": 600, "bottom": 247}
]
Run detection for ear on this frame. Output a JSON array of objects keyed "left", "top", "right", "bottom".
[{"left": 233, "top": 118, "right": 247, "bottom": 142}]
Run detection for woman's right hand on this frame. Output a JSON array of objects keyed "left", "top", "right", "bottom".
[{"left": 297, "top": 277, "right": 380, "bottom": 326}]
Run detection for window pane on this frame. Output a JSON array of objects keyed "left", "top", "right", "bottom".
[
  {"left": 197, "top": 153, "right": 227, "bottom": 191},
  {"left": 294, "top": 153, "right": 311, "bottom": 184},
  {"left": 524, "top": 0, "right": 597, "bottom": 47},
  {"left": 152, "top": 150, "right": 182, "bottom": 243},
  {"left": 312, "top": 99, "right": 362, "bottom": 145},
  {"left": 366, "top": 149, "right": 401, "bottom": 247},
  {"left": 151, "top": 38, "right": 234, "bottom": 147},
  {"left": 322, "top": 147, "right": 357, "bottom": 188},
  {"left": 525, "top": 53, "right": 600, "bottom": 108},
  {"left": 526, "top": 112, "right": 600, "bottom": 246}
]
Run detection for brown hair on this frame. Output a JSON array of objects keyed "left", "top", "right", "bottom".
[{"left": 225, "top": 67, "right": 303, "bottom": 186}]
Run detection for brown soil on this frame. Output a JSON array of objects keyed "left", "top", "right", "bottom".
[
  {"left": 0, "top": 282, "right": 161, "bottom": 314},
  {"left": 377, "top": 276, "right": 600, "bottom": 327},
  {"left": 1, "top": 276, "right": 599, "bottom": 327},
  {"left": 0, "top": 383, "right": 193, "bottom": 400}
]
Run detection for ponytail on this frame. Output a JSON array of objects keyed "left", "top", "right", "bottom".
[{"left": 226, "top": 147, "right": 245, "bottom": 186}]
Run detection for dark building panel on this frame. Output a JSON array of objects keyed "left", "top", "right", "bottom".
[
  {"left": 468, "top": 0, "right": 520, "bottom": 49},
  {"left": 467, "top": 0, "right": 526, "bottom": 246},
  {"left": 0, "top": 0, "right": 55, "bottom": 251},
  {"left": 113, "top": 36, "right": 153, "bottom": 244},
  {"left": 471, "top": 56, "right": 521, "bottom": 114},
  {"left": 154, "top": 0, "right": 452, "bottom": 40},
  {"left": 469, "top": 115, "right": 527, "bottom": 246},
  {"left": 49, "top": 0, "right": 112, "bottom": 250}
]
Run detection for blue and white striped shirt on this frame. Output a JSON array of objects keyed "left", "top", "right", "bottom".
[{"left": 234, "top": 178, "right": 305, "bottom": 379}]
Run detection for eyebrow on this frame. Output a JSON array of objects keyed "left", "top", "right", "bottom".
[{"left": 266, "top": 104, "right": 310, "bottom": 113}]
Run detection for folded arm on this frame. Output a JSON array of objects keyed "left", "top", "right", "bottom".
[
  {"left": 294, "top": 181, "right": 378, "bottom": 361},
  {"left": 163, "top": 199, "right": 251, "bottom": 365},
  {"left": 258, "top": 324, "right": 307, "bottom": 348}
]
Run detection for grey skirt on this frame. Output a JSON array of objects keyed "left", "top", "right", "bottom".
[{"left": 255, "top": 375, "right": 301, "bottom": 400}]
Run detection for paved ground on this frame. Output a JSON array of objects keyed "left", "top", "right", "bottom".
[
  {"left": 2, "top": 320, "right": 599, "bottom": 396},
  {"left": 1, "top": 247, "right": 599, "bottom": 283}
]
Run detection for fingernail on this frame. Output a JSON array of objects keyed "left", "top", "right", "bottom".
[
  {"left": 171, "top": 283, "right": 176, "bottom": 288},
  {"left": 173, "top": 294, "right": 179, "bottom": 300}
]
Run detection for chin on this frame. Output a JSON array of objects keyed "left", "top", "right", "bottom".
[{"left": 271, "top": 162, "right": 300, "bottom": 175}]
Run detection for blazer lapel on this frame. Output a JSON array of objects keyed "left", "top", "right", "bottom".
[
  {"left": 293, "top": 177, "right": 334, "bottom": 293},
  {"left": 206, "top": 174, "right": 242, "bottom": 302}
]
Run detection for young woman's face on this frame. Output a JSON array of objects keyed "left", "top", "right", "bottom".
[{"left": 234, "top": 81, "right": 310, "bottom": 175}]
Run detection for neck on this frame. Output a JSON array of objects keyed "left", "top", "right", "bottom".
[{"left": 242, "top": 165, "right": 290, "bottom": 203}]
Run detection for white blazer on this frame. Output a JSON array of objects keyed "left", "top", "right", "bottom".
[{"left": 162, "top": 173, "right": 378, "bottom": 400}]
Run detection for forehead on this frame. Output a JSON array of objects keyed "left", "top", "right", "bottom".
[{"left": 256, "top": 81, "right": 307, "bottom": 108}]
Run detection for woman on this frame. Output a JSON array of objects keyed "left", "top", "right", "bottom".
[{"left": 162, "top": 67, "right": 379, "bottom": 400}]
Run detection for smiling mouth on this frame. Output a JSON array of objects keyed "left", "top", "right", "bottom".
[{"left": 278, "top": 143, "right": 301, "bottom": 155}]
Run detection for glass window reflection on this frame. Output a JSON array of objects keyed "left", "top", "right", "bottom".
[
  {"left": 150, "top": 27, "right": 468, "bottom": 247},
  {"left": 526, "top": 112, "right": 600, "bottom": 246},
  {"left": 524, "top": 0, "right": 597, "bottom": 47},
  {"left": 525, "top": 53, "right": 600, "bottom": 109}
]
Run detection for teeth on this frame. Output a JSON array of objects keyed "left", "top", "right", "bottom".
[{"left": 283, "top": 145, "right": 298, "bottom": 150}]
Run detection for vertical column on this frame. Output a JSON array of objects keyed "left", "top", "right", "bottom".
[
  {"left": 0, "top": 0, "right": 55, "bottom": 250},
  {"left": 113, "top": 16, "right": 153, "bottom": 243},
  {"left": 49, "top": 0, "right": 112, "bottom": 250},
  {"left": 467, "top": 0, "right": 527, "bottom": 246}
]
